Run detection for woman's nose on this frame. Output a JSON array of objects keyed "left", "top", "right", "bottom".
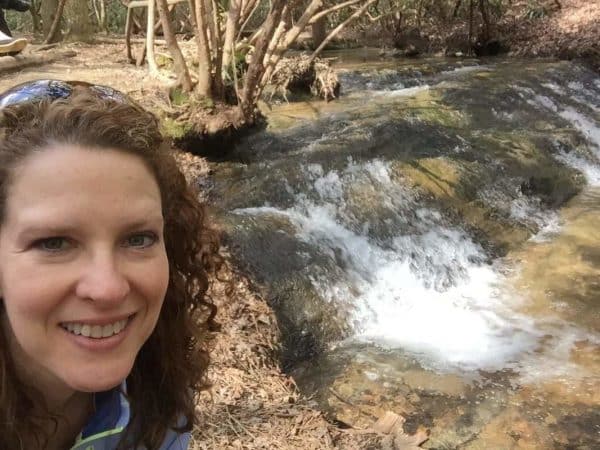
[{"left": 75, "top": 252, "right": 130, "bottom": 305}]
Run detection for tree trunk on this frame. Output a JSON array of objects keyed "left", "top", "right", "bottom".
[
  {"left": 30, "top": 0, "right": 42, "bottom": 34},
  {"left": 311, "top": 14, "right": 327, "bottom": 50},
  {"left": 240, "top": 0, "right": 286, "bottom": 120},
  {"left": 194, "top": 0, "right": 213, "bottom": 97},
  {"left": 478, "top": 0, "right": 490, "bottom": 42},
  {"left": 65, "top": 0, "right": 94, "bottom": 42},
  {"left": 43, "top": 0, "right": 67, "bottom": 44},
  {"left": 417, "top": 0, "right": 424, "bottom": 28},
  {"left": 41, "top": 0, "right": 63, "bottom": 43},
  {"left": 146, "top": 0, "right": 159, "bottom": 74},
  {"left": 222, "top": 0, "right": 241, "bottom": 71},
  {"left": 92, "top": 0, "right": 108, "bottom": 33},
  {"left": 468, "top": 0, "right": 473, "bottom": 54},
  {"left": 452, "top": 0, "right": 462, "bottom": 19},
  {"left": 156, "top": 0, "right": 193, "bottom": 91}
]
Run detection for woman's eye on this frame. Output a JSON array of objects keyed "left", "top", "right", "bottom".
[
  {"left": 35, "top": 237, "right": 70, "bottom": 252},
  {"left": 125, "top": 233, "right": 157, "bottom": 248}
]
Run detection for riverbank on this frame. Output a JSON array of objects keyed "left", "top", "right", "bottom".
[
  {"left": 502, "top": 0, "right": 600, "bottom": 72},
  {"left": 366, "top": 0, "right": 598, "bottom": 72}
]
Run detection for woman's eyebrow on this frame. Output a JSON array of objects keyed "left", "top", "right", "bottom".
[
  {"left": 15, "top": 225, "right": 78, "bottom": 239},
  {"left": 120, "top": 214, "right": 165, "bottom": 231}
]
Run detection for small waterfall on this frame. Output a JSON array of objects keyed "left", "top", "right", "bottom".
[
  {"left": 520, "top": 78, "right": 600, "bottom": 185},
  {"left": 234, "top": 159, "right": 553, "bottom": 371},
  {"left": 220, "top": 59, "right": 600, "bottom": 376}
]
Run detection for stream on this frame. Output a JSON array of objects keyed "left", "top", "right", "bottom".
[{"left": 207, "top": 51, "right": 599, "bottom": 449}]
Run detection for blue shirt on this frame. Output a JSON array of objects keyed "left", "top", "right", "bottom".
[{"left": 70, "top": 383, "right": 190, "bottom": 450}]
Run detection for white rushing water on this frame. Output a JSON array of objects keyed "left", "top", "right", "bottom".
[
  {"left": 234, "top": 159, "right": 556, "bottom": 372},
  {"left": 522, "top": 82, "right": 600, "bottom": 186},
  {"left": 232, "top": 67, "right": 600, "bottom": 376}
]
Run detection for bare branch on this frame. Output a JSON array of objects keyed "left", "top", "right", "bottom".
[
  {"left": 365, "top": 9, "right": 393, "bottom": 22},
  {"left": 146, "top": 0, "right": 159, "bottom": 75},
  {"left": 240, "top": 0, "right": 260, "bottom": 25},
  {"left": 241, "top": 0, "right": 286, "bottom": 117},
  {"left": 156, "top": 0, "right": 193, "bottom": 91},
  {"left": 308, "top": 0, "right": 363, "bottom": 25},
  {"left": 309, "top": 0, "right": 377, "bottom": 64},
  {"left": 223, "top": 0, "right": 242, "bottom": 70},
  {"left": 278, "top": 0, "right": 324, "bottom": 53},
  {"left": 238, "top": 0, "right": 261, "bottom": 41},
  {"left": 43, "top": 0, "right": 67, "bottom": 44}
]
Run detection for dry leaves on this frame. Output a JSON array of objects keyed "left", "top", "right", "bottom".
[{"left": 184, "top": 254, "right": 429, "bottom": 449}]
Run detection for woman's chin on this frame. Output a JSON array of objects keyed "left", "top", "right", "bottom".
[{"left": 65, "top": 363, "right": 133, "bottom": 393}]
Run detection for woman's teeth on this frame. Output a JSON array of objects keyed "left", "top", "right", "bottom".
[{"left": 61, "top": 318, "right": 128, "bottom": 338}]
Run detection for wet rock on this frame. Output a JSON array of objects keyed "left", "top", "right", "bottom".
[
  {"left": 520, "top": 172, "right": 582, "bottom": 207},
  {"left": 393, "top": 28, "right": 430, "bottom": 57},
  {"left": 220, "top": 212, "right": 353, "bottom": 366},
  {"left": 473, "top": 39, "right": 510, "bottom": 57}
]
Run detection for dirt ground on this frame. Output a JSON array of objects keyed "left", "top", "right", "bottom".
[{"left": 503, "top": 0, "right": 600, "bottom": 71}]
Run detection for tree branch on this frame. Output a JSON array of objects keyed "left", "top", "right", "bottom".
[
  {"left": 309, "top": 0, "right": 377, "bottom": 64},
  {"left": 308, "top": 0, "right": 362, "bottom": 25},
  {"left": 43, "top": 0, "right": 67, "bottom": 44},
  {"left": 222, "top": 0, "right": 242, "bottom": 70},
  {"left": 146, "top": 0, "right": 159, "bottom": 74},
  {"left": 156, "top": 0, "right": 193, "bottom": 91}
]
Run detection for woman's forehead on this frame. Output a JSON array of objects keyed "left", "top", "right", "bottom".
[{"left": 3, "top": 144, "right": 163, "bottom": 226}]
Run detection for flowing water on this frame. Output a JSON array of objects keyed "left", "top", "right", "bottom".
[{"left": 207, "top": 51, "right": 599, "bottom": 448}]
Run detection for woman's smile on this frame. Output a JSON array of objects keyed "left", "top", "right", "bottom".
[{"left": 60, "top": 315, "right": 131, "bottom": 338}]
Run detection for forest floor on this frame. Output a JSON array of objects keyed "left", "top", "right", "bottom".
[
  {"left": 0, "top": 2, "right": 597, "bottom": 447},
  {"left": 502, "top": 0, "right": 600, "bottom": 71}
]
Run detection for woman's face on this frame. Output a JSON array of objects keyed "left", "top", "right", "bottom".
[{"left": 0, "top": 144, "right": 169, "bottom": 394}]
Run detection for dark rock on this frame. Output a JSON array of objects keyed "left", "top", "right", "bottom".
[
  {"left": 520, "top": 170, "right": 583, "bottom": 207},
  {"left": 473, "top": 39, "right": 510, "bottom": 57},
  {"left": 393, "top": 28, "right": 430, "bottom": 57}
]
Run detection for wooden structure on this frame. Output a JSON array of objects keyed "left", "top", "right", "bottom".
[{"left": 124, "top": 0, "right": 187, "bottom": 68}]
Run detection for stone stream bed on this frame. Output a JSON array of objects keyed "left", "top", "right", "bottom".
[{"left": 206, "top": 53, "right": 600, "bottom": 449}]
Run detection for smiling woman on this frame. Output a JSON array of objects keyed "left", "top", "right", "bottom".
[{"left": 0, "top": 80, "right": 219, "bottom": 450}]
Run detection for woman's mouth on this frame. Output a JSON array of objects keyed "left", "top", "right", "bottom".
[{"left": 60, "top": 316, "right": 133, "bottom": 339}]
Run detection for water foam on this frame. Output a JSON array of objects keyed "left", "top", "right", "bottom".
[
  {"left": 234, "top": 159, "right": 544, "bottom": 372},
  {"left": 526, "top": 89, "right": 600, "bottom": 186}
]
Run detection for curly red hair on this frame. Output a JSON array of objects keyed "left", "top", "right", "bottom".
[{"left": 0, "top": 88, "right": 218, "bottom": 449}]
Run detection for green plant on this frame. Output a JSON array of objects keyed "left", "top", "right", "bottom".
[
  {"left": 524, "top": 1, "right": 548, "bottom": 20},
  {"left": 4, "top": 10, "right": 33, "bottom": 33}
]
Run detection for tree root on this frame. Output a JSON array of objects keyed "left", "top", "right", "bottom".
[{"left": 266, "top": 54, "right": 340, "bottom": 103}]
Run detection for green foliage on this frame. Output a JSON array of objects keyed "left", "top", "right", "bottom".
[
  {"left": 106, "top": 1, "right": 129, "bottom": 33},
  {"left": 3, "top": 0, "right": 130, "bottom": 35},
  {"left": 4, "top": 10, "right": 32, "bottom": 33},
  {"left": 524, "top": 1, "right": 548, "bottom": 20},
  {"left": 170, "top": 86, "right": 189, "bottom": 106},
  {"left": 161, "top": 117, "right": 193, "bottom": 139}
]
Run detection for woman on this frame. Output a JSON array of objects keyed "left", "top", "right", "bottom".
[{"left": 0, "top": 80, "right": 218, "bottom": 449}]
